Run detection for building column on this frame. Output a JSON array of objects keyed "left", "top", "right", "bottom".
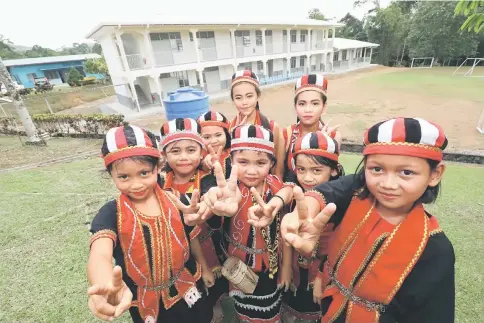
[
  {"left": 286, "top": 57, "right": 291, "bottom": 76},
  {"left": 307, "top": 55, "right": 311, "bottom": 73},
  {"left": 191, "top": 29, "right": 201, "bottom": 64},
  {"left": 115, "top": 31, "right": 130, "bottom": 71},
  {"left": 330, "top": 52, "right": 334, "bottom": 72},
  {"left": 129, "top": 79, "right": 140, "bottom": 112},
  {"left": 152, "top": 74, "right": 163, "bottom": 106},
  {"left": 324, "top": 29, "right": 328, "bottom": 50},
  {"left": 370, "top": 48, "right": 373, "bottom": 63},
  {"left": 332, "top": 28, "right": 336, "bottom": 42},
  {"left": 286, "top": 28, "right": 291, "bottom": 54},
  {"left": 197, "top": 69, "right": 205, "bottom": 90},
  {"left": 263, "top": 60, "right": 268, "bottom": 77},
  {"left": 143, "top": 30, "right": 156, "bottom": 68},
  {"left": 261, "top": 28, "right": 267, "bottom": 56},
  {"left": 308, "top": 29, "right": 312, "bottom": 52}
]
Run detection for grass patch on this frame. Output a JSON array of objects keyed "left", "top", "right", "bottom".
[
  {"left": 359, "top": 67, "right": 484, "bottom": 102},
  {"left": 328, "top": 104, "right": 366, "bottom": 114},
  {"left": 0, "top": 154, "right": 482, "bottom": 322}
]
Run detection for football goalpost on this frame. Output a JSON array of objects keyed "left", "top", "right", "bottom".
[
  {"left": 410, "top": 57, "right": 434, "bottom": 68},
  {"left": 452, "top": 58, "right": 484, "bottom": 77}
]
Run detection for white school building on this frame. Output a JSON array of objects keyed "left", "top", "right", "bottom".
[{"left": 86, "top": 18, "right": 379, "bottom": 111}]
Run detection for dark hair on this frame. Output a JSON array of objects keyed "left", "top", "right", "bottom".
[
  {"left": 230, "top": 150, "right": 277, "bottom": 170},
  {"left": 293, "top": 91, "right": 327, "bottom": 106},
  {"left": 223, "top": 128, "right": 232, "bottom": 150},
  {"left": 106, "top": 155, "right": 160, "bottom": 174},
  {"left": 353, "top": 156, "right": 441, "bottom": 204},
  {"left": 297, "top": 154, "right": 345, "bottom": 181},
  {"left": 161, "top": 142, "right": 204, "bottom": 173},
  {"left": 230, "top": 81, "right": 262, "bottom": 110}
]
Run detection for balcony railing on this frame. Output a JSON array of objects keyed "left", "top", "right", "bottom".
[
  {"left": 290, "top": 42, "right": 309, "bottom": 53},
  {"left": 236, "top": 45, "right": 264, "bottom": 58},
  {"left": 119, "top": 54, "right": 146, "bottom": 70}
]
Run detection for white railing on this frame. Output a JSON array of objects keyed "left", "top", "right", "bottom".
[
  {"left": 290, "top": 67, "right": 305, "bottom": 74},
  {"left": 200, "top": 47, "right": 218, "bottom": 61},
  {"left": 153, "top": 51, "right": 174, "bottom": 67},
  {"left": 125, "top": 54, "right": 145, "bottom": 70},
  {"left": 236, "top": 46, "right": 264, "bottom": 58},
  {"left": 290, "top": 42, "right": 309, "bottom": 53},
  {"left": 266, "top": 42, "right": 286, "bottom": 55}
]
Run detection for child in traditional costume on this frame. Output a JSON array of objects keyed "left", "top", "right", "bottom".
[
  {"left": 229, "top": 70, "right": 285, "bottom": 178},
  {"left": 197, "top": 111, "right": 232, "bottom": 178},
  {"left": 87, "top": 125, "right": 213, "bottom": 323},
  {"left": 281, "top": 132, "right": 344, "bottom": 323},
  {"left": 282, "top": 117, "right": 455, "bottom": 323},
  {"left": 283, "top": 74, "right": 342, "bottom": 178},
  {"left": 159, "top": 118, "right": 228, "bottom": 322}
]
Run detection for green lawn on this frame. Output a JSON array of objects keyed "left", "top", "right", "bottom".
[
  {"left": 359, "top": 67, "right": 484, "bottom": 102},
  {"left": 0, "top": 154, "right": 482, "bottom": 322}
]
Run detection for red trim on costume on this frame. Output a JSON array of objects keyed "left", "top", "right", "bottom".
[
  {"left": 231, "top": 142, "right": 274, "bottom": 155},
  {"left": 236, "top": 311, "right": 281, "bottom": 323},
  {"left": 282, "top": 303, "right": 321, "bottom": 321},
  {"left": 89, "top": 229, "right": 117, "bottom": 247},
  {"left": 103, "top": 147, "right": 160, "bottom": 167},
  {"left": 199, "top": 120, "right": 229, "bottom": 129},
  {"left": 363, "top": 143, "right": 443, "bottom": 161},
  {"left": 161, "top": 132, "right": 204, "bottom": 150},
  {"left": 115, "top": 127, "right": 127, "bottom": 149}
]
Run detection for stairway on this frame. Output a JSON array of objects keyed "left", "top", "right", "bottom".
[{"left": 134, "top": 84, "right": 150, "bottom": 106}]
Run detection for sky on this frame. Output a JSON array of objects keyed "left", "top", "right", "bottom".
[{"left": 1, "top": 0, "right": 391, "bottom": 49}]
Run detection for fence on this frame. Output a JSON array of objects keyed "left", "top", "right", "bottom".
[{"left": 0, "top": 85, "right": 116, "bottom": 119}]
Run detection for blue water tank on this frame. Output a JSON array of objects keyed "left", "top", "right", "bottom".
[{"left": 163, "top": 87, "right": 209, "bottom": 121}]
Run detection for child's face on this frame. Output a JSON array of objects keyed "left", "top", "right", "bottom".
[
  {"left": 365, "top": 154, "right": 444, "bottom": 213},
  {"left": 201, "top": 126, "right": 227, "bottom": 152},
  {"left": 164, "top": 139, "right": 202, "bottom": 177},
  {"left": 110, "top": 159, "right": 159, "bottom": 201},
  {"left": 295, "top": 155, "right": 336, "bottom": 191},
  {"left": 295, "top": 90, "right": 326, "bottom": 126},
  {"left": 232, "top": 150, "right": 273, "bottom": 189},
  {"left": 232, "top": 82, "right": 259, "bottom": 117}
]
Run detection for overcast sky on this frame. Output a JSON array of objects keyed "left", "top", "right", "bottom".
[{"left": 1, "top": 0, "right": 391, "bottom": 49}]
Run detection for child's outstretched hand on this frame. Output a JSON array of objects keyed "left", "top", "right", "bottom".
[
  {"left": 203, "top": 162, "right": 241, "bottom": 217},
  {"left": 313, "top": 276, "right": 323, "bottom": 305},
  {"left": 280, "top": 263, "right": 292, "bottom": 292},
  {"left": 88, "top": 266, "right": 132, "bottom": 321},
  {"left": 202, "top": 267, "right": 215, "bottom": 289},
  {"left": 281, "top": 187, "right": 336, "bottom": 255},
  {"left": 166, "top": 189, "right": 210, "bottom": 226},
  {"left": 247, "top": 187, "right": 278, "bottom": 228},
  {"left": 202, "top": 145, "right": 223, "bottom": 171}
]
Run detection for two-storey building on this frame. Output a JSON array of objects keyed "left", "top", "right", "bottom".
[{"left": 86, "top": 18, "right": 378, "bottom": 111}]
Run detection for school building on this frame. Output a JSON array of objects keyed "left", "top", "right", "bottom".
[
  {"left": 3, "top": 54, "right": 105, "bottom": 89},
  {"left": 86, "top": 18, "right": 379, "bottom": 111}
]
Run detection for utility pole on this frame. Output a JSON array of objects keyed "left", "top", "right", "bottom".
[{"left": 0, "top": 57, "right": 43, "bottom": 145}]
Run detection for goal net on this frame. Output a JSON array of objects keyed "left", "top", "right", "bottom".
[
  {"left": 452, "top": 58, "right": 484, "bottom": 78},
  {"left": 410, "top": 57, "right": 434, "bottom": 68}
]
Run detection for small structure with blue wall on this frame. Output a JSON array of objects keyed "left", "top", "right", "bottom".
[{"left": 3, "top": 54, "right": 105, "bottom": 88}]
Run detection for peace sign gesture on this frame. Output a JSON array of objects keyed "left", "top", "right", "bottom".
[
  {"left": 203, "top": 161, "right": 241, "bottom": 217},
  {"left": 166, "top": 189, "right": 210, "bottom": 226},
  {"left": 88, "top": 266, "right": 133, "bottom": 321},
  {"left": 281, "top": 187, "right": 336, "bottom": 255},
  {"left": 202, "top": 145, "right": 223, "bottom": 171},
  {"left": 247, "top": 187, "right": 278, "bottom": 228},
  {"left": 233, "top": 114, "right": 248, "bottom": 128},
  {"left": 320, "top": 119, "right": 340, "bottom": 137}
]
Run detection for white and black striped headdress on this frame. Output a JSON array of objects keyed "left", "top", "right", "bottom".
[
  {"left": 293, "top": 132, "right": 339, "bottom": 163},
  {"left": 231, "top": 124, "right": 274, "bottom": 155},
  {"left": 295, "top": 74, "right": 328, "bottom": 97},
  {"left": 363, "top": 117, "right": 448, "bottom": 161},
  {"left": 197, "top": 111, "right": 229, "bottom": 129},
  {"left": 159, "top": 118, "right": 204, "bottom": 150},
  {"left": 102, "top": 125, "right": 160, "bottom": 167},
  {"left": 231, "top": 70, "right": 259, "bottom": 89}
]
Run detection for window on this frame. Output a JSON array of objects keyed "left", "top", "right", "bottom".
[
  {"left": 238, "top": 62, "right": 252, "bottom": 71},
  {"left": 257, "top": 61, "right": 264, "bottom": 72},
  {"left": 13, "top": 75, "right": 22, "bottom": 85},
  {"left": 160, "top": 73, "right": 171, "bottom": 79},
  {"left": 205, "top": 66, "right": 219, "bottom": 72},
  {"left": 300, "top": 57, "right": 305, "bottom": 67},
  {"left": 265, "top": 30, "right": 272, "bottom": 37},
  {"left": 290, "top": 57, "right": 296, "bottom": 69},
  {"left": 196, "top": 31, "right": 215, "bottom": 39},
  {"left": 235, "top": 30, "right": 251, "bottom": 47},
  {"left": 283, "top": 30, "right": 287, "bottom": 36},
  {"left": 300, "top": 30, "right": 308, "bottom": 43},
  {"left": 171, "top": 71, "right": 189, "bottom": 87},
  {"left": 290, "top": 30, "right": 297, "bottom": 43},
  {"left": 151, "top": 32, "right": 183, "bottom": 51},
  {"left": 189, "top": 32, "right": 194, "bottom": 42},
  {"left": 256, "top": 31, "right": 263, "bottom": 46},
  {"left": 44, "top": 70, "right": 59, "bottom": 80}
]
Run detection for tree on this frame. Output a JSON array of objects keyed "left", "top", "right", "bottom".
[
  {"left": 308, "top": 8, "right": 326, "bottom": 21},
  {"left": 337, "top": 13, "right": 367, "bottom": 41},
  {"left": 84, "top": 57, "right": 110, "bottom": 82},
  {"left": 60, "top": 43, "right": 92, "bottom": 55},
  {"left": 67, "top": 67, "right": 83, "bottom": 86},
  {"left": 92, "top": 42, "right": 103, "bottom": 55},
  {"left": 455, "top": 0, "right": 484, "bottom": 33},
  {"left": 407, "top": 2, "right": 480, "bottom": 61},
  {"left": 0, "top": 35, "right": 23, "bottom": 59},
  {"left": 24, "top": 45, "right": 59, "bottom": 58},
  {"left": 0, "top": 57, "right": 43, "bottom": 144},
  {"left": 365, "top": 3, "right": 409, "bottom": 66},
  {"left": 353, "top": 0, "right": 381, "bottom": 14}
]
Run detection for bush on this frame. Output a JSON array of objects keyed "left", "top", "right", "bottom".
[
  {"left": 18, "top": 88, "right": 33, "bottom": 95},
  {"left": 31, "top": 113, "right": 124, "bottom": 136},
  {"left": 67, "top": 68, "right": 83, "bottom": 87},
  {"left": 81, "top": 76, "right": 97, "bottom": 86}
]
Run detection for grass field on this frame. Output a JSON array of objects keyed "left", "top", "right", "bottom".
[{"left": 0, "top": 143, "right": 483, "bottom": 322}]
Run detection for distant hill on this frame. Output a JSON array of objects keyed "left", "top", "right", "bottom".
[{"left": 13, "top": 45, "right": 31, "bottom": 52}]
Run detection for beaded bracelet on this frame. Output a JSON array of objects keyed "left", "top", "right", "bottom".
[{"left": 272, "top": 195, "right": 285, "bottom": 211}]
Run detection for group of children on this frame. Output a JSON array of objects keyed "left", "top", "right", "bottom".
[{"left": 87, "top": 70, "right": 455, "bottom": 323}]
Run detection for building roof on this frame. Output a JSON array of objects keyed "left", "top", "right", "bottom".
[
  {"left": 333, "top": 38, "right": 379, "bottom": 50},
  {"left": 3, "top": 54, "right": 101, "bottom": 67},
  {"left": 86, "top": 16, "right": 344, "bottom": 39}
]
